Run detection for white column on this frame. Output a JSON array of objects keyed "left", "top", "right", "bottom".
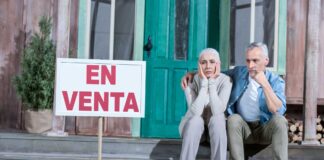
[
  {"left": 47, "top": 0, "right": 71, "bottom": 137},
  {"left": 302, "top": 0, "right": 321, "bottom": 145}
]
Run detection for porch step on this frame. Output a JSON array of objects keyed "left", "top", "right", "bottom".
[
  {"left": 0, "top": 133, "right": 209, "bottom": 159},
  {"left": 1, "top": 133, "right": 324, "bottom": 159},
  {"left": 0, "top": 152, "right": 149, "bottom": 160}
]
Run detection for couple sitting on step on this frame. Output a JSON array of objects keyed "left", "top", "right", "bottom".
[{"left": 179, "top": 42, "right": 288, "bottom": 160}]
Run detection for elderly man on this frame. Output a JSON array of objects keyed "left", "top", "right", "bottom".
[
  {"left": 181, "top": 42, "right": 288, "bottom": 160},
  {"left": 179, "top": 48, "right": 232, "bottom": 160}
]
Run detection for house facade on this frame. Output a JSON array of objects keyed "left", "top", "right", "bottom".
[{"left": 0, "top": 0, "right": 323, "bottom": 139}]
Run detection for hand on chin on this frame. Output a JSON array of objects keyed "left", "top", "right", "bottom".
[{"left": 249, "top": 70, "right": 257, "bottom": 78}]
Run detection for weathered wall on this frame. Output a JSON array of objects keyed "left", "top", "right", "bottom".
[
  {"left": 0, "top": 0, "right": 57, "bottom": 130},
  {"left": 318, "top": 0, "right": 324, "bottom": 104},
  {"left": 286, "top": 0, "right": 324, "bottom": 105},
  {"left": 286, "top": 0, "right": 307, "bottom": 104},
  {"left": 0, "top": 0, "right": 24, "bottom": 130}
]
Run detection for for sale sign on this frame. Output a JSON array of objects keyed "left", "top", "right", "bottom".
[{"left": 54, "top": 58, "right": 146, "bottom": 117}]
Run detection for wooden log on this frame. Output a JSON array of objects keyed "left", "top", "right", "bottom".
[
  {"left": 316, "top": 124, "right": 323, "bottom": 132},
  {"left": 289, "top": 124, "right": 297, "bottom": 132},
  {"left": 316, "top": 116, "right": 321, "bottom": 124},
  {"left": 298, "top": 125, "right": 303, "bottom": 132},
  {"left": 292, "top": 134, "right": 299, "bottom": 143},
  {"left": 295, "top": 121, "right": 302, "bottom": 127},
  {"left": 320, "top": 138, "right": 324, "bottom": 144},
  {"left": 288, "top": 132, "right": 294, "bottom": 143},
  {"left": 316, "top": 133, "right": 322, "bottom": 140},
  {"left": 287, "top": 118, "right": 296, "bottom": 127}
]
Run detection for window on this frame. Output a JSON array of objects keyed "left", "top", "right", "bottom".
[
  {"left": 77, "top": 0, "right": 145, "bottom": 61},
  {"left": 229, "top": 0, "right": 285, "bottom": 72}
]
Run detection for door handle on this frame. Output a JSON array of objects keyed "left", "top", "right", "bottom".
[{"left": 144, "top": 36, "right": 153, "bottom": 57}]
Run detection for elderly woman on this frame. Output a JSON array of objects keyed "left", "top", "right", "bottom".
[{"left": 179, "top": 48, "right": 232, "bottom": 160}]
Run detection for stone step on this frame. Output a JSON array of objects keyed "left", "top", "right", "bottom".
[
  {"left": 0, "top": 133, "right": 209, "bottom": 159},
  {"left": 1, "top": 133, "right": 324, "bottom": 160},
  {"left": 0, "top": 152, "right": 149, "bottom": 160}
]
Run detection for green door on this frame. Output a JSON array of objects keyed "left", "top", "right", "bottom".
[{"left": 141, "top": 0, "right": 210, "bottom": 138}]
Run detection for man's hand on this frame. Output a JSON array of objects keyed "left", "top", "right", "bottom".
[
  {"left": 252, "top": 71, "right": 268, "bottom": 87},
  {"left": 181, "top": 72, "right": 195, "bottom": 90},
  {"left": 253, "top": 70, "right": 283, "bottom": 113}
]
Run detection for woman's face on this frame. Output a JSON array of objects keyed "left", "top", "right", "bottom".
[{"left": 199, "top": 52, "right": 218, "bottom": 78}]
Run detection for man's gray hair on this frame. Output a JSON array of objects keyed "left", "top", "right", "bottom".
[
  {"left": 246, "top": 42, "right": 269, "bottom": 58},
  {"left": 199, "top": 48, "right": 220, "bottom": 61}
]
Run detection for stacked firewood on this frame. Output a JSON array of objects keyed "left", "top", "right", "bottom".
[
  {"left": 288, "top": 116, "right": 324, "bottom": 144},
  {"left": 288, "top": 118, "right": 303, "bottom": 143}
]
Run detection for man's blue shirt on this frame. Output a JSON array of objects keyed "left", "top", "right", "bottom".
[{"left": 224, "top": 66, "right": 286, "bottom": 124}]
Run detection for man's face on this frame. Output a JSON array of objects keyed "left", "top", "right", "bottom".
[{"left": 245, "top": 47, "right": 269, "bottom": 77}]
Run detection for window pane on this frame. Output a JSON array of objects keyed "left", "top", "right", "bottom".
[
  {"left": 90, "top": 0, "right": 135, "bottom": 60},
  {"left": 90, "top": 0, "right": 111, "bottom": 59},
  {"left": 230, "top": 0, "right": 275, "bottom": 67},
  {"left": 113, "top": 0, "right": 135, "bottom": 60},
  {"left": 230, "top": 0, "right": 251, "bottom": 66},
  {"left": 175, "top": 0, "right": 189, "bottom": 60},
  {"left": 258, "top": 0, "right": 275, "bottom": 67}
]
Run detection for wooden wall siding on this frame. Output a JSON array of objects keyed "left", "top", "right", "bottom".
[
  {"left": 285, "top": 0, "right": 307, "bottom": 104},
  {"left": 69, "top": 0, "right": 79, "bottom": 59},
  {"left": 0, "top": 0, "right": 59, "bottom": 130},
  {"left": 51, "top": 0, "right": 58, "bottom": 42},
  {"left": 286, "top": 0, "right": 324, "bottom": 105},
  {"left": 23, "top": 0, "right": 55, "bottom": 41},
  {"left": 76, "top": 117, "right": 99, "bottom": 136},
  {"left": 76, "top": 118, "right": 130, "bottom": 137},
  {"left": 104, "top": 117, "right": 131, "bottom": 137},
  {"left": 318, "top": 0, "right": 324, "bottom": 104},
  {"left": 22, "top": 0, "right": 56, "bottom": 130},
  {"left": 0, "top": 0, "right": 24, "bottom": 130}
]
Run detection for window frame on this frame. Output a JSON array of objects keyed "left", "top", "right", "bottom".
[
  {"left": 76, "top": 0, "right": 145, "bottom": 137},
  {"left": 76, "top": 0, "right": 145, "bottom": 62},
  {"left": 219, "top": 0, "right": 286, "bottom": 74}
]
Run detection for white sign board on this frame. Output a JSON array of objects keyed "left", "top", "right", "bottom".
[{"left": 54, "top": 58, "right": 146, "bottom": 117}]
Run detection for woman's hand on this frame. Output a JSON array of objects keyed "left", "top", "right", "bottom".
[
  {"left": 198, "top": 63, "right": 207, "bottom": 80},
  {"left": 181, "top": 72, "right": 194, "bottom": 90},
  {"left": 210, "top": 62, "right": 221, "bottom": 79}
]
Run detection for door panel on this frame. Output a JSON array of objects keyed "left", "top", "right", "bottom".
[
  {"left": 173, "top": 69, "right": 188, "bottom": 122},
  {"left": 141, "top": 0, "right": 208, "bottom": 138}
]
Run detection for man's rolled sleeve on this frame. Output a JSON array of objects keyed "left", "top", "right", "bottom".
[{"left": 273, "top": 77, "right": 286, "bottom": 115}]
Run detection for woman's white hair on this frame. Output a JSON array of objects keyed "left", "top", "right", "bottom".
[{"left": 198, "top": 48, "right": 220, "bottom": 61}]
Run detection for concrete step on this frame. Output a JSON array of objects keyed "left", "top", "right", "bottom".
[
  {"left": 0, "top": 152, "right": 149, "bottom": 160},
  {"left": 0, "top": 133, "right": 209, "bottom": 159},
  {"left": 1, "top": 133, "right": 324, "bottom": 160}
]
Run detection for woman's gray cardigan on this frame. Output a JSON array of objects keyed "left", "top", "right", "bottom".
[{"left": 179, "top": 73, "right": 232, "bottom": 136}]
